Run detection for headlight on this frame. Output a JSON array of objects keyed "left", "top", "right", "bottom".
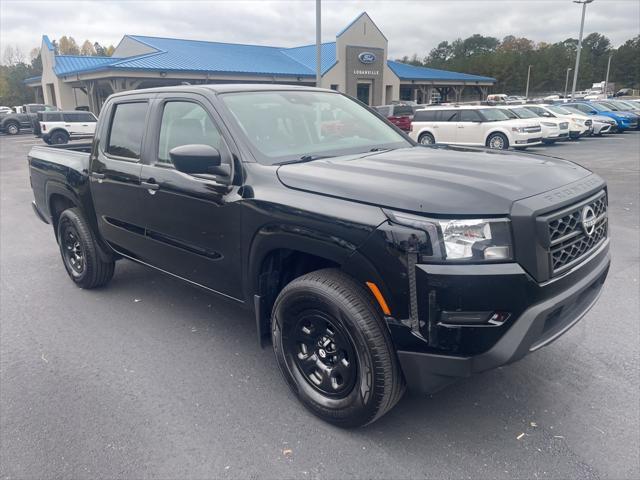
[
  {"left": 541, "top": 121, "right": 557, "bottom": 127},
  {"left": 511, "top": 126, "right": 525, "bottom": 133},
  {"left": 383, "top": 210, "right": 513, "bottom": 262},
  {"left": 571, "top": 117, "right": 584, "bottom": 124}
]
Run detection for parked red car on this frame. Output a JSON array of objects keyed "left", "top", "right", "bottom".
[{"left": 374, "top": 104, "right": 414, "bottom": 131}]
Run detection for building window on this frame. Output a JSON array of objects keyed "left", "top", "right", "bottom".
[{"left": 330, "top": 84, "right": 339, "bottom": 91}]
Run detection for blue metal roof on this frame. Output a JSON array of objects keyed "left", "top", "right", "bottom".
[
  {"left": 54, "top": 55, "right": 121, "bottom": 76},
  {"left": 23, "top": 75, "right": 42, "bottom": 85},
  {"left": 387, "top": 60, "right": 495, "bottom": 83},
  {"left": 106, "top": 35, "right": 318, "bottom": 77},
  {"left": 42, "top": 35, "right": 55, "bottom": 51},
  {"left": 282, "top": 42, "right": 337, "bottom": 75}
]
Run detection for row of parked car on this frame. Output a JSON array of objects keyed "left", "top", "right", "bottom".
[
  {"left": 0, "top": 104, "right": 97, "bottom": 144},
  {"left": 375, "top": 98, "right": 640, "bottom": 150}
]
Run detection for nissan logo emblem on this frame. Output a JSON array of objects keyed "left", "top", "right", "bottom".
[
  {"left": 358, "top": 52, "right": 376, "bottom": 64},
  {"left": 581, "top": 205, "right": 597, "bottom": 237}
]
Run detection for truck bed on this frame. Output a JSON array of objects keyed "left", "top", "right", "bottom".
[{"left": 28, "top": 144, "right": 92, "bottom": 224}]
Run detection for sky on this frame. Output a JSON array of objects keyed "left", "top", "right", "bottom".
[{"left": 1, "top": 0, "right": 639, "bottom": 62}]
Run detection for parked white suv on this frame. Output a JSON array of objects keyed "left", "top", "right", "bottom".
[
  {"left": 37, "top": 111, "right": 98, "bottom": 144},
  {"left": 523, "top": 104, "right": 592, "bottom": 139},
  {"left": 410, "top": 105, "right": 542, "bottom": 150},
  {"left": 495, "top": 105, "right": 570, "bottom": 144}
]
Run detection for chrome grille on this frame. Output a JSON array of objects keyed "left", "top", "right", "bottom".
[
  {"left": 524, "top": 125, "right": 542, "bottom": 133},
  {"left": 545, "top": 191, "right": 607, "bottom": 275}
]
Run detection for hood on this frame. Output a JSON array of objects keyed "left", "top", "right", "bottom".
[{"left": 276, "top": 146, "right": 592, "bottom": 216}]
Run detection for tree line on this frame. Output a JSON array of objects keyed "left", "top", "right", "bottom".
[
  {"left": 398, "top": 33, "right": 640, "bottom": 95},
  {"left": 0, "top": 37, "right": 116, "bottom": 107}
]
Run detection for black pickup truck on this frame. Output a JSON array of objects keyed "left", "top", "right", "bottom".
[{"left": 28, "top": 85, "right": 610, "bottom": 427}]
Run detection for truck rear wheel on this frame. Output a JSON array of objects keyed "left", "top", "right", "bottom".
[
  {"left": 4, "top": 121, "right": 19, "bottom": 135},
  {"left": 50, "top": 131, "right": 69, "bottom": 145},
  {"left": 272, "top": 269, "right": 405, "bottom": 427},
  {"left": 57, "top": 208, "right": 115, "bottom": 289}
]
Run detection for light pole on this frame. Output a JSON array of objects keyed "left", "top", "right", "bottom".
[
  {"left": 570, "top": 0, "right": 595, "bottom": 99},
  {"left": 564, "top": 67, "right": 572, "bottom": 98},
  {"left": 315, "top": 0, "right": 321, "bottom": 87},
  {"left": 604, "top": 54, "right": 612, "bottom": 97},
  {"left": 525, "top": 65, "right": 532, "bottom": 99}
]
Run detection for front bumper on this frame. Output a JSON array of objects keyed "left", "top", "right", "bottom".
[{"left": 396, "top": 240, "right": 610, "bottom": 394}]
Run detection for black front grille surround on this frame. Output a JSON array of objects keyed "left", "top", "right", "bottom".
[{"left": 541, "top": 191, "right": 608, "bottom": 276}]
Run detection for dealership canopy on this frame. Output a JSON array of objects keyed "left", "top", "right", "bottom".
[{"left": 27, "top": 12, "right": 496, "bottom": 112}]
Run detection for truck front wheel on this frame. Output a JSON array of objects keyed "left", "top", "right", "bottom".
[
  {"left": 4, "top": 121, "right": 19, "bottom": 135},
  {"left": 272, "top": 269, "right": 405, "bottom": 427},
  {"left": 57, "top": 208, "right": 115, "bottom": 289}
]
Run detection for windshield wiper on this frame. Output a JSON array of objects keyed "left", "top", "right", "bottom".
[{"left": 275, "top": 155, "right": 333, "bottom": 166}]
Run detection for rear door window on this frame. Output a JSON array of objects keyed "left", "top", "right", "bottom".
[
  {"left": 106, "top": 102, "right": 148, "bottom": 160},
  {"left": 459, "top": 110, "right": 482, "bottom": 122},
  {"left": 442, "top": 110, "right": 459, "bottom": 122}
]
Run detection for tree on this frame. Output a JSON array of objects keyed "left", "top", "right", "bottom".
[
  {"left": 58, "top": 36, "right": 80, "bottom": 55},
  {"left": 94, "top": 42, "right": 106, "bottom": 56},
  {"left": 80, "top": 40, "right": 97, "bottom": 56},
  {"left": 104, "top": 45, "right": 115, "bottom": 56}
]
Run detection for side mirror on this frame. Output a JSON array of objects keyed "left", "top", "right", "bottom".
[{"left": 169, "top": 144, "right": 230, "bottom": 177}]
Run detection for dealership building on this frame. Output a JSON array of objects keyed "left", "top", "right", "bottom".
[{"left": 26, "top": 12, "right": 496, "bottom": 113}]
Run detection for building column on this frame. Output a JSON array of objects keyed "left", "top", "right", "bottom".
[
  {"left": 84, "top": 81, "right": 100, "bottom": 115},
  {"left": 480, "top": 86, "right": 488, "bottom": 100}
]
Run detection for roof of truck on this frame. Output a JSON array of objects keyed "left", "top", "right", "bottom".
[{"left": 108, "top": 84, "right": 337, "bottom": 98}]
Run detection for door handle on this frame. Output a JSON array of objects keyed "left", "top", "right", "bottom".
[
  {"left": 141, "top": 180, "right": 159, "bottom": 194},
  {"left": 90, "top": 172, "right": 105, "bottom": 183}
]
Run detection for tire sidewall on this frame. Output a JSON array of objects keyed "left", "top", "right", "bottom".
[
  {"left": 419, "top": 132, "right": 435, "bottom": 145},
  {"left": 487, "top": 132, "right": 508, "bottom": 150},
  {"left": 5, "top": 122, "right": 19, "bottom": 135},
  {"left": 272, "top": 285, "right": 380, "bottom": 425},
  {"left": 51, "top": 131, "right": 69, "bottom": 144}
]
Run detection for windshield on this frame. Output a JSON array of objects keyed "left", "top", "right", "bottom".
[
  {"left": 615, "top": 101, "right": 639, "bottom": 110},
  {"left": 510, "top": 108, "right": 538, "bottom": 119},
  {"left": 588, "top": 103, "right": 610, "bottom": 112},
  {"left": 479, "top": 108, "right": 511, "bottom": 121},
  {"left": 563, "top": 106, "right": 587, "bottom": 116},
  {"left": 220, "top": 90, "right": 410, "bottom": 165},
  {"left": 597, "top": 102, "right": 619, "bottom": 111},
  {"left": 547, "top": 105, "right": 572, "bottom": 115}
]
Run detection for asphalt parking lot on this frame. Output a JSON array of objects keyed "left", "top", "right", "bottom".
[{"left": 1, "top": 132, "right": 639, "bottom": 479}]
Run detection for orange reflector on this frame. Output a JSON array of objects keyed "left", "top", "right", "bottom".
[{"left": 366, "top": 281, "right": 391, "bottom": 316}]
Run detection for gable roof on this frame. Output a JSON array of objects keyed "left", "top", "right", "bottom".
[
  {"left": 387, "top": 60, "right": 496, "bottom": 82},
  {"left": 336, "top": 12, "right": 387, "bottom": 41}
]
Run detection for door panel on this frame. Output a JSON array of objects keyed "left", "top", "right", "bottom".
[
  {"left": 136, "top": 96, "right": 243, "bottom": 300},
  {"left": 90, "top": 100, "right": 148, "bottom": 254}
]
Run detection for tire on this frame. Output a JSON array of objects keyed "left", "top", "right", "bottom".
[
  {"left": 57, "top": 208, "right": 115, "bottom": 289},
  {"left": 272, "top": 268, "right": 405, "bottom": 428},
  {"left": 486, "top": 132, "right": 509, "bottom": 150},
  {"left": 4, "top": 121, "right": 19, "bottom": 135},
  {"left": 50, "top": 131, "right": 69, "bottom": 145},
  {"left": 418, "top": 132, "right": 435, "bottom": 145}
]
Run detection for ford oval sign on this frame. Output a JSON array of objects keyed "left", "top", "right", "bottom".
[{"left": 358, "top": 52, "right": 376, "bottom": 64}]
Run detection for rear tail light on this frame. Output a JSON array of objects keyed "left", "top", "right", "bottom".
[{"left": 41, "top": 124, "right": 46, "bottom": 131}]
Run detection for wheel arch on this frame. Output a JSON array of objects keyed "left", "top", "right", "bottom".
[
  {"left": 248, "top": 227, "right": 386, "bottom": 346},
  {"left": 47, "top": 128, "right": 70, "bottom": 140},
  {"left": 485, "top": 128, "right": 511, "bottom": 145}
]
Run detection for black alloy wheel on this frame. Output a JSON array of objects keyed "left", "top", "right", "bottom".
[
  {"left": 287, "top": 311, "right": 358, "bottom": 398},
  {"left": 60, "top": 222, "right": 85, "bottom": 277}
]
